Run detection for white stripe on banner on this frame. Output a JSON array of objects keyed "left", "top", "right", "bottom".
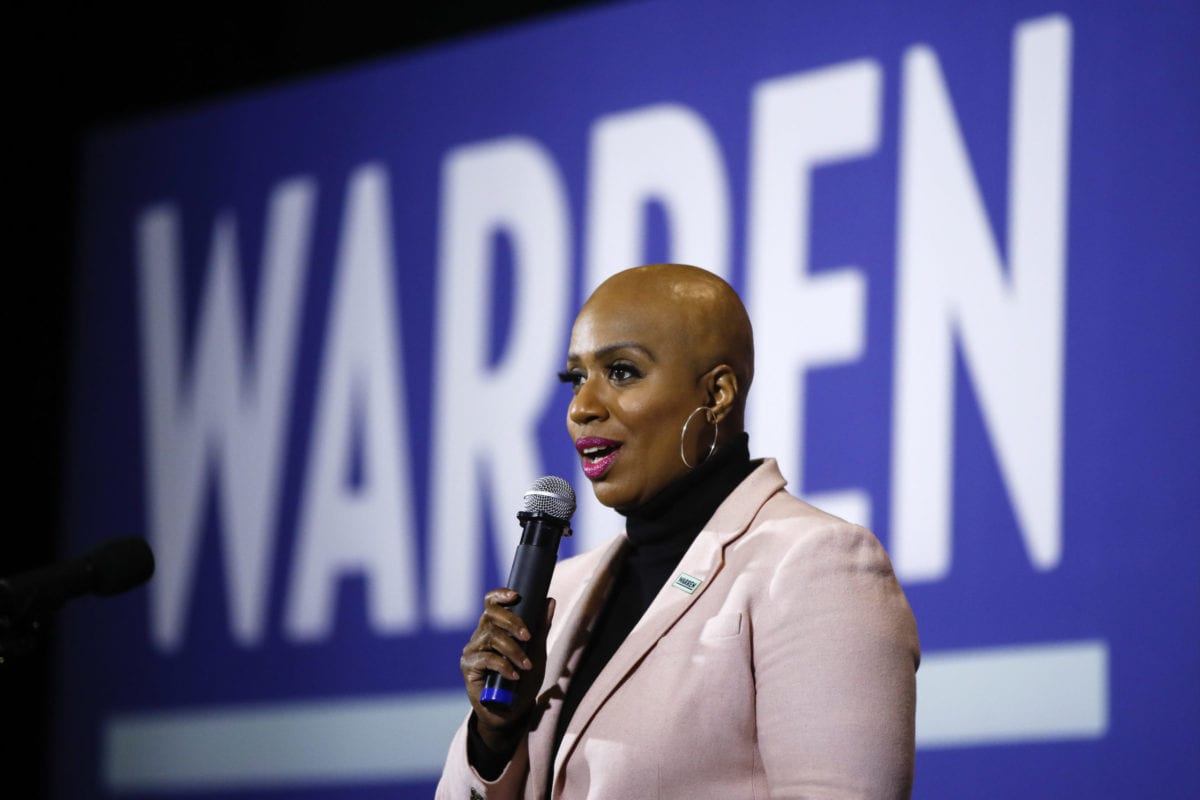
[
  {"left": 103, "top": 639, "right": 1109, "bottom": 791},
  {"left": 915, "top": 639, "right": 1110, "bottom": 748},
  {"left": 103, "top": 691, "right": 469, "bottom": 792}
]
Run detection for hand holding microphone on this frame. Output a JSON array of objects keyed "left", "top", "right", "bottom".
[{"left": 460, "top": 477, "right": 575, "bottom": 744}]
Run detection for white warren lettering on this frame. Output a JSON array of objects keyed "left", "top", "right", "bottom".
[{"left": 135, "top": 15, "right": 1072, "bottom": 648}]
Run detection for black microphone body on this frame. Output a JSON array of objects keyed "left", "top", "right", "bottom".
[
  {"left": 0, "top": 537, "right": 155, "bottom": 623},
  {"left": 481, "top": 478, "right": 575, "bottom": 710}
]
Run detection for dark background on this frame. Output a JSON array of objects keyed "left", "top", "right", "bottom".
[{"left": 4, "top": 3, "right": 604, "bottom": 795}]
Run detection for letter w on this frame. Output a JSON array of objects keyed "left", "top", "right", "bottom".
[{"left": 137, "top": 179, "right": 315, "bottom": 650}]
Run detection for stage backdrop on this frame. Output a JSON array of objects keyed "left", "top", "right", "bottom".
[{"left": 57, "top": 0, "right": 1198, "bottom": 797}]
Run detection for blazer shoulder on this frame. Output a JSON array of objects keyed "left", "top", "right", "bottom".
[
  {"left": 725, "top": 462, "right": 901, "bottom": 579},
  {"left": 716, "top": 460, "right": 866, "bottom": 540}
]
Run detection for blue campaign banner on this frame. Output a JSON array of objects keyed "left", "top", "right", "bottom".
[{"left": 57, "top": 0, "right": 1198, "bottom": 797}]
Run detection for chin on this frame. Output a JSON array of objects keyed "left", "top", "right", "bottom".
[{"left": 589, "top": 481, "right": 636, "bottom": 513}]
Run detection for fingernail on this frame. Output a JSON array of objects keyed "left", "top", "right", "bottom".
[
  {"left": 522, "top": 658, "right": 532, "bottom": 670},
  {"left": 519, "top": 628, "right": 531, "bottom": 641}
]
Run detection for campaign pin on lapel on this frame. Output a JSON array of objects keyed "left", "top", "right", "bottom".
[{"left": 673, "top": 573, "right": 703, "bottom": 594}]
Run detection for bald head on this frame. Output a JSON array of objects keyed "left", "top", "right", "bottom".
[
  {"left": 579, "top": 263, "right": 754, "bottom": 427},
  {"left": 565, "top": 264, "right": 754, "bottom": 506}
]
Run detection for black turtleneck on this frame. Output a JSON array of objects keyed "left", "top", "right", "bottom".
[{"left": 469, "top": 434, "right": 756, "bottom": 782}]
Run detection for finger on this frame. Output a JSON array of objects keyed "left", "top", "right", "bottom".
[
  {"left": 463, "top": 617, "right": 534, "bottom": 671},
  {"left": 469, "top": 602, "right": 533, "bottom": 651},
  {"left": 461, "top": 649, "right": 524, "bottom": 682},
  {"left": 483, "top": 587, "right": 520, "bottom": 607},
  {"left": 479, "top": 607, "right": 531, "bottom": 643},
  {"left": 469, "top": 629, "right": 532, "bottom": 671},
  {"left": 481, "top": 589, "right": 532, "bottom": 641}
]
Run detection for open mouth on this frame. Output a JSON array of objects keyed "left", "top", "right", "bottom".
[
  {"left": 581, "top": 443, "right": 617, "bottom": 462},
  {"left": 576, "top": 437, "right": 621, "bottom": 479}
]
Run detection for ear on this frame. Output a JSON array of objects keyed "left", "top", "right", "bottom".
[{"left": 703, "top": 364, "right": 739, "bottom": 424}]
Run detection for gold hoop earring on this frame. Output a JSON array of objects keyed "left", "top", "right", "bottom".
[{"left": 680, "top": 406, "right": 718, "bottom": 469}]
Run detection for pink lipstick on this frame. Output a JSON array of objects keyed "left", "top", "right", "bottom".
[{"left": 575, "top": 436, "right": 622, "bottom": 480}]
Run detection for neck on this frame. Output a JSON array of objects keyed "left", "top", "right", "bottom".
[{"left": 623, "top": 433, "right": 753, "bottom": 549}]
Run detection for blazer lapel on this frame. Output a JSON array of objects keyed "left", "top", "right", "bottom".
[
  {"left": 527, "top": 534, "right": 628, "bottom": 795},
  {"left": 538, "top": 534, "right": 628, "bottom": 688},
  {"left": 551, "top": 461, "right": 786, "bottom": 781}
]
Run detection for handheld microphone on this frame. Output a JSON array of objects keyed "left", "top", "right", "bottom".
[
  {"left": 0, "top": 537, "right": 155, "bottom": 623},
  {"left": 480, "top": 476, "right": 576, "bottom": 710}
]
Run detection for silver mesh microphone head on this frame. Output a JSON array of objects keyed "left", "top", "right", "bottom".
[{"left": 522, "top": 476, "right": 577, "bottom": 521}]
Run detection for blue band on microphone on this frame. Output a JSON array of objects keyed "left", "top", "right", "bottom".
[{"left": 480, "top": 686, "right": 513, "bottom": 707}]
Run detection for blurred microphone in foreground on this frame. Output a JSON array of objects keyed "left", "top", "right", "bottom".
[{"left": 1, "top": 537, "right": 155, "bottom": 660}]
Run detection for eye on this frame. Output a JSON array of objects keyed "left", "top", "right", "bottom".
[
  {"left": 558, "top": 369, "right": 586, "bottom": 393},
  {"left": 607, "top": 362, "right": 642, "bottom": 383}
]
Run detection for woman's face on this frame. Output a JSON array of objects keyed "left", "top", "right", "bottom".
[{"left": 562, "top": 293, "right": 711, "bottom": 512}]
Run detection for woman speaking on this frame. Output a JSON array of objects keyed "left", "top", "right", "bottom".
[{"left": 437, "top": 264, "right": 919, "bottom": 799}]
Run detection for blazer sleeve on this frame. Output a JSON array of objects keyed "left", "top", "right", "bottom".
[
  {"left": 753, "top": 518, "right": 920, "bottom": 799},
  {"left": 434, "top": 712, "right": 531, "bottom": 800}
]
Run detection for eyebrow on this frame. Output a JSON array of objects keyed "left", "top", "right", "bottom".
[{"left": 566, "top": 341, "right": 656, "bottom": 363}]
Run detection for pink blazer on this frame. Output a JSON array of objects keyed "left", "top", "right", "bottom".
[{"left": 437, "top": 459, "right": 920, "bottom": 799}]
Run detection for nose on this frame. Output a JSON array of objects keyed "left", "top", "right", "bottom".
[{"left": 567, "top": 376, "right": 606, "bottom": 426}]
